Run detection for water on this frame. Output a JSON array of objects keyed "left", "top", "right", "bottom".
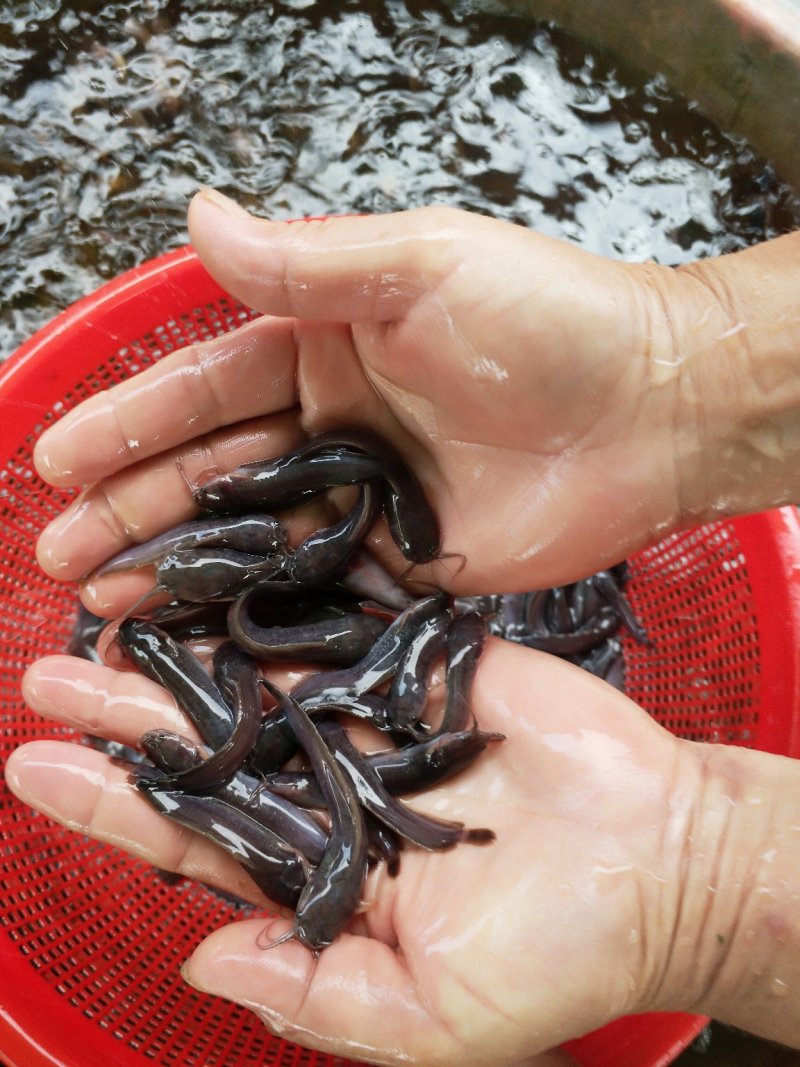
[{"left": 1, "top": 0, "right": 798, "bottom": 358}]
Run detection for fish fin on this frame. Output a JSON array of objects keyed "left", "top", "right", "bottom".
[{"left": 462, "top": 827, "right": 496, "bottom": 846}]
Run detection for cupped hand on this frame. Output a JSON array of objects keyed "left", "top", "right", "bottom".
[
  {"left": 6, "top": 640, "right": 699, "bottom": 1066},
  {"left": 33, "top": 192, "right": 712, "bottom": 605}
]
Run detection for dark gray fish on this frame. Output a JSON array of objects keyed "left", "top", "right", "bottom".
[
  {"left": 289, "top": 483, "right": 380, "bottom": 585},
  {"left": 149, "top": 599, "right": 231, "bottom": 639},
  {"left": 261, "top": 680, "right": 368, "bottom": 954},
  {"left": 300, "top": 429, "right": 441, "bottom": 563},
  {"left": 518, "top": 605, "right": 621, "bottom": 654},
  {"left": 196, "top": 430, "right": 440, "bottom": 563},
  {"left": 117, "top": 618, "right": 235, "bottom": 748},
  {"left": 93, "top": 513, "right": 288, "bottom": 577},
  {"left": 228, "top": 588, "right": 389, "bottom": 664},
  {"left": 265, "top": 727, "right": 505, "bottom": 808},
  {"left": 365, "top": 812, "right": 403, "bottom": 878},
  {"left": 387, "top": 609, "right": 450, "bottom": 732},
  {"left": 155, "top": 547, "right": 285, "bottom": 603},
  {"left": 546, "top": 585, "right": 572, "bottom": 634},
  {"left": 291, "top": 594, "right": 448, "bottom": 705},
  {"left": 248, "top": 691, "right": 394, "bottom": 777},
  {"left": 195, "top": 449, "right": 384, "bottom": 512},
  {"left": 139, "top": 730, "right": 328, "bottom": 866},
  {"left": 67, "top": 603, "right": 108, "bottom": 663},
  {"left": 318, "top": 720, "right": 495, "bottom": 850},
  {"left": 433, "top": 612, "right": 486, "bottom": 736},
  {"left": 138, "top": 642, "right": 262, "bottom": 792},
  {"left": 135, "top": 785, "right": 308, "bottom": 910},
  {"left": 592, "top": 569, "right": 650, "bottom": 645}
]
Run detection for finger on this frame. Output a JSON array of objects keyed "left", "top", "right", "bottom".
[
  {"left": 22, "top": 656, "right": 201, "bottom": 747},
  {"left": 182, "top": 916, "right": 457, "bottom": 1066},
  {"left": 80, "top": 570, "right": 162, "bottom": 619},
  {"left": 33, "top": 314, "right": 301, "bottom": 489},
  {"left": 4, "top": 742, "right": 268, "bottom": 905},
  {"left": 188, "top": 189, "right": 464, "bottom": 323},
  {"left": 292, "top": 318, "right": 391, "bottom": 435},
  {"left": 36, "top": 411, "right": 303, "bottom": 581}
]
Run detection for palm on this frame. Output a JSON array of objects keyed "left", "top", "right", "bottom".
[
  {"left": 341, "top": 229, "right": 665, "bottom": 591},
  {"left": 186, "top": 200, "right": 687, "bottom": 592},
  {"left": 8, "top": 640, "right": 686, "bottom": 1065},
  {"left": 259, "top": 638, "right": 679, "bottom": 1063},
  {"left": 33, "top": 201, "right": 684, "bottom": 605},
  {"left": 20, "top": 197, "right": 693, "bottom": 1061}
]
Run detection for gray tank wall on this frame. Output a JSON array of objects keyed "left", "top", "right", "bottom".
[{"left": 480, "top": 0, "right": 800, "bottom": 189}]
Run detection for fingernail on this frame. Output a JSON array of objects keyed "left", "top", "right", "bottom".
[
  {"left": 180, "top": 961, "right": 203, "bottom": 991},
  {"left": 21, "top": 668, "right": 45, "bottom": 711},
  {"left": 36, "top": 537, "right": 71, "bottom": 575},
  {"left": 20, "top": 664, "right": 67, "bottom": 715},
  {"left": 33, "top": 438, "right": 71, "bottom": 484},
  {"left": 197, "top": 187, "right": 253, "bottom": 219},
  {"left": 80, "top": 580, "right": 116, "bottom": 613},
  {"left": 35, "top": 495, "right": 92, "bottom": 576}
]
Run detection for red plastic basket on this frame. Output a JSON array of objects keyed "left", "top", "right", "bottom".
[{"left": 2, "top": 247, "right": 800, "bottom": 1067}]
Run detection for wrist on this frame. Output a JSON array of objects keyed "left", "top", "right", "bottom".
[
  {"left": 647, "top": 742, "right": 800, "bottom": 1047},
  {"left": 640, "top": 232, "right": 800, "bottom": 525}
]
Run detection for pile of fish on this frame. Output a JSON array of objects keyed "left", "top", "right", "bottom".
[
  {"left": 67, "top": 429, "right": 648, "bottom": 952},
  {"left": 456, "top": 561, "right": 648, "bottom": 692}
]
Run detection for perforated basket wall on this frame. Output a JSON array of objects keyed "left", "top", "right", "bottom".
[{"left": 2, "top": 247, "right": 800, "bottom": 1067}]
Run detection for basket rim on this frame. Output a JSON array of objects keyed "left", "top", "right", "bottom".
[{"left": 0, "top": 244, "right": 198, "bottom": 393}]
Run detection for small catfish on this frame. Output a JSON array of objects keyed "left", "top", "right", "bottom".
[
  {"left": 116, "top": 618, "right": 235, "bottom": 748},
  {"left": 264, "top": 726, "right": 505, "bottom": 807},
  {"left": 195, "top": 449, "right": 384, "bottom": 512},
  {"left": 318, "top": 720, "right": 496, "bottom": 851},
  {"left": 387, "top": 609, "right": 451, "bottom": 733},
  {"left": 431, "top": 612, "right": 486, "bottom": 736},
  {"left": 259, "top": 680, "right": 368, "bottom": 954},
  {"left": 291, "top": 594, "right": 448, "bottom": 705},
  {"left": 135, "top": 783, "right": 309, "bottom": 910},
  {"left": 138, "top": 642, "right": 262, "bottom": 792},
  {"left": 93, "top": 512, "right": 289, "bottom": 577},
  {"left": 288, "top": 483, "right": 380, "bottom": 585},
  {"left": 228, "top": 587, "right": 388, "bottom": 665},
  {"left": 137, "top": 730, "right": 328, "bottom": 866}
]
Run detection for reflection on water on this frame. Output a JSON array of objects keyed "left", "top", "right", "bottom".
[{"left": 1, "top": 0, "right": 798, "bottom": 356}]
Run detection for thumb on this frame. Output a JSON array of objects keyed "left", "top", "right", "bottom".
[
  {"left": 181, "top": 916, "right": 578, "bottom": 1066},
  {"left": 181, "top": 916, "right": 454, "bottom": 1065},
  {"left": 187, "top": 188, "right": 464, "bottom": 322}
]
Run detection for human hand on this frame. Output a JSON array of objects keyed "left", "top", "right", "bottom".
[
  {"left": 34, "top": 191, "right": 761, "bottom": 606},
  {"left": 8, "top": 638, "right": 714, "bottom": 1066}
]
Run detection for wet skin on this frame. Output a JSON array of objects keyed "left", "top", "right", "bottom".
[{"left": 11, "top": 638, "right": 775, "bottom": 1065}]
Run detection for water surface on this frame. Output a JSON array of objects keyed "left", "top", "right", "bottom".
[{"left": 1, "top": 0, "right": 798, "bottom": 356}]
